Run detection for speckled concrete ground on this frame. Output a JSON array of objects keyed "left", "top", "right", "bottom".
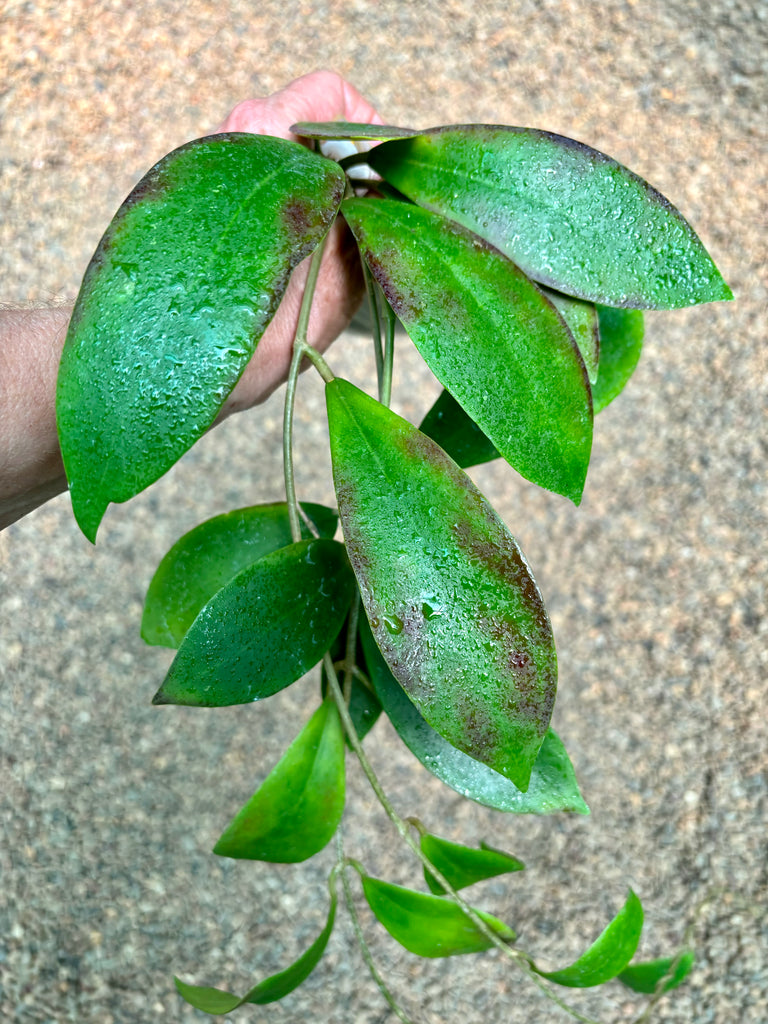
[{"left": 1, "top": 1, "right": 766, "bottom": 1022}]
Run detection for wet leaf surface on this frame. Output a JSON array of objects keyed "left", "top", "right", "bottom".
[
  {"left": 327, "top": 379, "right": 557, "bottom": 791},
  {"left": 343, "top": 197, "right": 592, "bottom": 503},
  {"left": 152, "top": 539, "right": 355, "bottom": 707},
  {"left": 57, "top": 134, "right": 345, "bottom": 540},
  {"left": 142, "top": 502, "right": 337, "bottom": 647},
  {"left": 291, "top": 120, "right": 420, "bottom": 140},
  {"left": 367, "top": 126, "right": 732, "bottom": 309},
  {"left": 360, "top": 614, "right": 587, "bottom": 814}
]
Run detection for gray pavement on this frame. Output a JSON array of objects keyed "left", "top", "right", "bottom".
[{"left": 1, "top": 1, "right": 766, "bottom": 1021}]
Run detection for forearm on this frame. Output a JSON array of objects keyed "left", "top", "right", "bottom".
[{"left": 0, "top": 307, "right": 70, "bottom": 529}]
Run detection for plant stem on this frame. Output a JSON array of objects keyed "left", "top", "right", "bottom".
[
  {"left": 324, "top": 656, "right": 604, "bottom": 1024},
  {"left": 342, "top": 593, "right": 361, "bottom": 705},
  {"left": 283, "top": 236, "right": 333, "bottom": 543},
  {"left": 336, "top": 835, "right": 419, "bottom": 1024}
]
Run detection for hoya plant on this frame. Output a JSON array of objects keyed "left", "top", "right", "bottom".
[{"left": 55, "top": 117, "right": 730, "bottom": 1021}]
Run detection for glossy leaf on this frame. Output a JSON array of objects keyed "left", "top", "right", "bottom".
[
  {"left": 57, "top": 134, "right": 345, "bottom": 541},
  {"left": 535, "top": 890, "right": 643, "bottom": 987},
  {"left": 152, "top": 539, "right": 355, "bottom": 707},
  {"left": 592, "top": 306, "right": 644, "bottom": 413},
  {"left": 214, "top": 699, "right": 345, "bottom": 862},
  {"left": 291, "top": 120, "right": 420, "bottom": 141},
  {"left": 367, "top": 127, "right": 733, "bottom": 309},
  {"left": 619, "top": 952, "right": 694, "bottom": 994},
  {"left": 420, "top": 388, "right": 499, "bottom": 469},
  {"left": 361, "top": 875, "right": 515, "bottom": 957},
  {"left": 327, "top": 379, "right": 557, "bottom": 791},
  {"left": 342, "top": 197, "right": 592, "bottom": 504},
  {"left": 420, "top": 832, "right": 524, "bottom": 895},
  {"left": 142, "top": 502, "right": 338, "bottom": 648},
  {"left": 544, "top": 289, "right": 600, "bottom": 384},
  {"left": 360, "top": 615, "right": 587, "bottom": 814},
  {"left": 175, "top": 880, "right": 338, "bottom": 1011}
]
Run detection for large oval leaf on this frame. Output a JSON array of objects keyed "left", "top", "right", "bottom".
[
  {"left": 367, "top": 127, "right": 732, "bottom": 310},
  {"left": 152, "top": 538, "right": 355, "bottom": 707},
  {"left": 534, "top": 890, "right": 644, "bottom": 987},
  {"left": 142, "top": 502, "right": 338, "bottom": 648},
  {"left": 342, "top": 197, "right": 592, "bottom": 504},
  {"left": 359, "top": 614, "right": 587, "bottom": 815},
  {"left": 213, "top": 699, "right": 345, "bottom": 863},
  {"left": 327, "top": 378, "right": 557, "bottom": 791},
  {"left": 361, "top": 875, "right": 515, "bottom": 957},
  {"left": 57, "top": 134, "right": 345, "bottom": 541},
  {"left": 175, "top": 877, "right": 338, "bottom": 1011}
]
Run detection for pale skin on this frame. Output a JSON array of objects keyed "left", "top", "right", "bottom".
[{"left": 0, "top": 70, "right": 381, "bottom": 530}]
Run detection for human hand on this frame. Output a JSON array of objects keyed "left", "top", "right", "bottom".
[{"left": 212, "top": 70, "right": 382, "bottom": 417}]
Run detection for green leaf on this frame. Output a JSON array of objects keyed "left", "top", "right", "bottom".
[
  {"left": 142, "top": 502, "right": 338, "bottom": 648},
  {"left": 534, "top": 890, "right": 644, "bottom": 987},
  {"left": 420, "top": 832, "right": 524, "bottom": 895},
  {"left": 175, "top": 878, "right": 338, "bottom": 1011},
  {"left": 327, "top": 379, "right": 557, "bottom": 791},
  {"left": 592, "top": 306, "right": 644, "bottom": 413},
  {"left": 342, "top": 197, "right": 592, "bottom": 504},
  {"left": 152, "top": 538, "right": 355, "bottom": 707},
  {"left": 619, "top": 952, "right": 694, "bottom": 994},
  {"left": 544, "top": 289, "right": 600, "bottom": 385},
  {"left": 361, "top": 875, "right": 515, "bottom": 957},
  {"left": 213, "top": 699, "right": 345, "bottom": 862},
  {"left": 367, "top": 127, "right": 732, "bottom": 309},
  {"left": 360, "top": 614, "right": 587, "bottom": 815},
  {"left": 57, "top": 134, "right": 345, "bottom": 541},
  {"left": 420, "top": 389, "right": 499, "bottom": 469},
  {"left": 291, "top": 120, "right": 420, "bottom": 141}
]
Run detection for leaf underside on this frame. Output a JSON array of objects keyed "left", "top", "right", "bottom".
[{"left": 360, "top": 614, "right": 587, "bottom": 814}]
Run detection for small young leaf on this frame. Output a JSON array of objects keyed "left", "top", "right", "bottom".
[
  {"left": 544, "top": 289, "right": 600, "bottom": 384},
  {"left": 360, "top": 615, "right": 587, "bottom": 815},
  {"left": 327, "top": 379, "right": 557, "bottom": 791},
  {"left": 534, "top": 890, "right": 644, "bottom": 987},
  {"left": 361, "top": 875, "right": 515, "bottom": 957},
  {"left": 142, "top": 502, "right": 338, "bottom": 647},
  {"left": 367, "top": 127, "right": 732, "bottom": 309},
  {"left": 420, "top": 832, "right": 524, "bottom": 895},
  {"left": 420, "top": 389, "right": 499, "bottom": 469},
  {"left": 152, "top": 539, "right": 355, "bottom": 707},
  {"left": 291, "top": 120, "right": 420, "bottom": 141},
  {"left": 342, "top": 197, "right": 592, "bottom": 504},
  {"left": 213, "top": 699, "right": 345, "bottom": 862},
  {"left": 618, "top": 952, "right": 695, "bottom": 994},
  {"left": 175, "top": 879, "right": 338, "bottom": 1011},
  {"left": 592, "top": 306, "right": 645, "bottom": 413},
  {"left": 57, "top": 134, "right": 345, "bottom": 541}
]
